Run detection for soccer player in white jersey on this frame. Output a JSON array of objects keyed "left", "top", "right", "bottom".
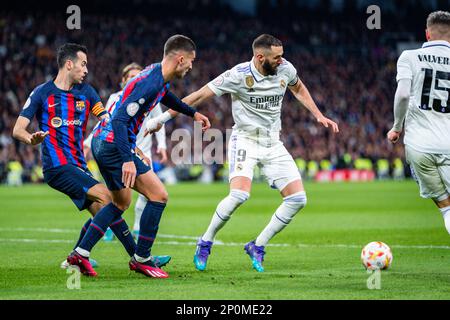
[
  {"left": 85, "top": 63, "right": 169, "bottom": 245},
  {"left": 388, "top": 11, "right": 450, "bottom": 239},
  {"left": 148, "top": 34, "right": 339, "bottom": 272}
]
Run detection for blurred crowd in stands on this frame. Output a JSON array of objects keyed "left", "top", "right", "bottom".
[{"left": 0, "top": 0, "right": 435, "bottom": 184}]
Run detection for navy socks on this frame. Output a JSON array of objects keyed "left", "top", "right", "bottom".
[
  {"left": 73, "top": 218, "right": 92, "bottom": 250},
  {"left": 109, "top": 218, "right": 136, "bottom": 256},
  {"left": 135, "top": 201, "right": 166, "bottom": 259},
  {"left": 78, "top": 203, "right": 123, "bottom": 254}
]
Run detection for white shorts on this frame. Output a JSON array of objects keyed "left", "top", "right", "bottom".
[
  {"left": 228, "top": 132, "right": 301, "bottom": 191},
  {"left": 405, "top": 145, "right": 450, "bottom": 201}
]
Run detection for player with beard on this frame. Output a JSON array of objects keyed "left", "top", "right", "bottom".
[
  {"left": 66, "top": 35, "right": 210, "bottom": 278},
  {"left": 147, "top": 34, "right": 339, "bottom": 272},
  {"left": 83, "top": 63, "right": 169, "bottom": 244}
]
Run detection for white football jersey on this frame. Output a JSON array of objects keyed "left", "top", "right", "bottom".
[
  {"left": 136, "top": 103, "right": 166, "bottom": 157},
  {"left": 397, "top": 40, "right": 450, "bottom": 154},
  {"left": 207, "top": 58, "right": 298, "bottom": 134}
]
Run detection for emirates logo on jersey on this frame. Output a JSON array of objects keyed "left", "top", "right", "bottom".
[{"left": 51, "top": 117, "right": 62, "bottom": 128}]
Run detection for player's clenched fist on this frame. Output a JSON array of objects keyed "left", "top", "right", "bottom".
[
  {"left": 387, "top": 129, "right": 401, "bottom": 144},
  {"left": 143, "top": 118, "right": 163, "bottom": 136}
]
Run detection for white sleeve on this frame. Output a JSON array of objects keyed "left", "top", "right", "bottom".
[
  {"left": 284, "top": 60, "right": 299, "bottom": 86},
  {"left": 105, "top": 92, "right": 120, "bottom": 113},
  {"left": 207, "top": 68, "right": 241, "bottom": 96},
  {"left": 392, "top": 79, "right": 412, "bottom": 131},
  {"left": 149, "top": 104, "right": 167, "bottom": 149},
  {"left": 396, "top": 51, "right": 413, "bottom": 82}
]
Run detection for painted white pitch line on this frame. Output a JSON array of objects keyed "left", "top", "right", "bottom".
[
  {"left": 0, "top": 227, "right": 199, "bottom": 240},
  {"left": 0, "top": 238, "right": 449, "bottom": 250},
  {"left": 158, "top": 234, "right": 199, "bottom": 240},
  {"left": 0, "top": 238, "right": 73, "bottom": 244},
  {"left": 0, "top": 227, "right": 79, "bottom": 233}
]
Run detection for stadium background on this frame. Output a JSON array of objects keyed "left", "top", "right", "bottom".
[
  {"left": 2, "top": 0, "right": 450, "bottom": 301},
  {"left": 0, "top": 0, "right": 445, "bottom": 183}
]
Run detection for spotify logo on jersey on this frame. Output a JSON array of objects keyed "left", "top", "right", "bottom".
[
  {"left": 51, "top": 117, "right": 62, "bottom": 128},
  {"left": 50, "top": 117, "right": 82, "bottom": 128}
]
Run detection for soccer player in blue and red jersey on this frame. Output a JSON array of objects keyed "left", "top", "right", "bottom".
[
  {"left": 12, "top": 43, "right": 139, "bottom": 275},
  {"left": 69, "top": 35, "right": 210, "bottom": 278}
]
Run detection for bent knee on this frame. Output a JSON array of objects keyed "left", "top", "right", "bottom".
[
  {"left": 143, "top": 190, "right": 169, "bottom": 203},
  {"left": 275, "top": 192, "right": 307, "bottom": 225},
  {"left": 284, "top": 191, "right": 307, "bottom": 210},
  {"left": 158, "top": 190, "right": 169, "bottom": 203},
  {"left": 113, "top": 201, "right": 130, "bottom": 212},
  {"left": 229, "top": 189, "right": 250, "bottom": 205},
  {"left": 90, "top": 184, "right": 112, "bottom": 205},
  {"left": 98, "top": 192, "right": 112, "bottom": 205}
]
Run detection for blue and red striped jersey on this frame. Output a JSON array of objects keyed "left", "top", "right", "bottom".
[
  {"left": 93, "top": 63, "right": 170, "bottom": 161},
  {"left": 20, "top": 80, "right": 102, "bottom": 171}
]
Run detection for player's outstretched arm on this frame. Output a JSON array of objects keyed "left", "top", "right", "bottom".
[
  {"left": 12, "top": 116, "right": 49, "bottom": 145},
  {"left": 160, "top": 91, "right": 211, "bottom": 131},
  {"left": 145, "top": 85, "right": 215, "bottom": 135},
  {"left": 289, "top": 78, "right": 339, "bottom": 133},
  {"left": 387, "top": 79, "right": 411, "bottom": 144},
  {"left": 182, "top": 85, "right": 216, "bottom": 107}
]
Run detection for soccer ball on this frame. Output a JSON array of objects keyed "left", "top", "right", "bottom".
[{"left": 361, "top": 241, "right": 393, "bottom": 270}]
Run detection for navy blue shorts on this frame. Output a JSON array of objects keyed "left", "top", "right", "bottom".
[
  {"left": 44, "top": 164, "right": 99, "bottom": 211},
  {"left": 91, "top": 136, "right": 151, "bottom": 191}
]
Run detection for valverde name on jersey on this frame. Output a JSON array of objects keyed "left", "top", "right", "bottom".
[{"left": 417, "top": 54, "right": 450, "bottom": 65}]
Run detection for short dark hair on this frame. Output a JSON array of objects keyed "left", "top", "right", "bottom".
[
  {"left": 56, "top": 43, "right": 88, "bottom": 69},
  {"left": 427, "top": 11, "right": 450, "bottom": 28},
  {"left": 163, "top": 35, "right": 196, "bottom": 56},
  {"left": 252, "top": 34, "right": 283, "bottom": 51}
]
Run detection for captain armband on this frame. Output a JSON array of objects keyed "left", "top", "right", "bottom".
[{"left": 92, "top": 102, "right": 108, "bottom": 117}]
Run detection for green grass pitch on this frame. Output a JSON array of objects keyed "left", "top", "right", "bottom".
[{"left": 0, "top": 181, "right": 449, "bottom": 300}]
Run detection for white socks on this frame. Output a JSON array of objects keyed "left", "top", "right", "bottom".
[
  {"left": 440, "top": 206, "right": 450, "bottom": 235},
  {"left": 255, "top": 192, "right": 307, "bottom": 247},
  {"left": 134, "top": 194, "right": 147, "bottom": 231},
  {"left": 134, "top": 254, "right": 151, "bottom": 263},
  {"left": 202, "top": 189, "right": 250, "bottom": 242},
  {"left": 202, "top": 190, "right": 307, "bottom": 246},
  {"left": 75, "top": 247, "right": 90, "bottom": 258}
]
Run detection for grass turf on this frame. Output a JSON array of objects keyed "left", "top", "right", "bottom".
[{"left": 0, "top": 181, "right": 449, "bottom": 300}]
